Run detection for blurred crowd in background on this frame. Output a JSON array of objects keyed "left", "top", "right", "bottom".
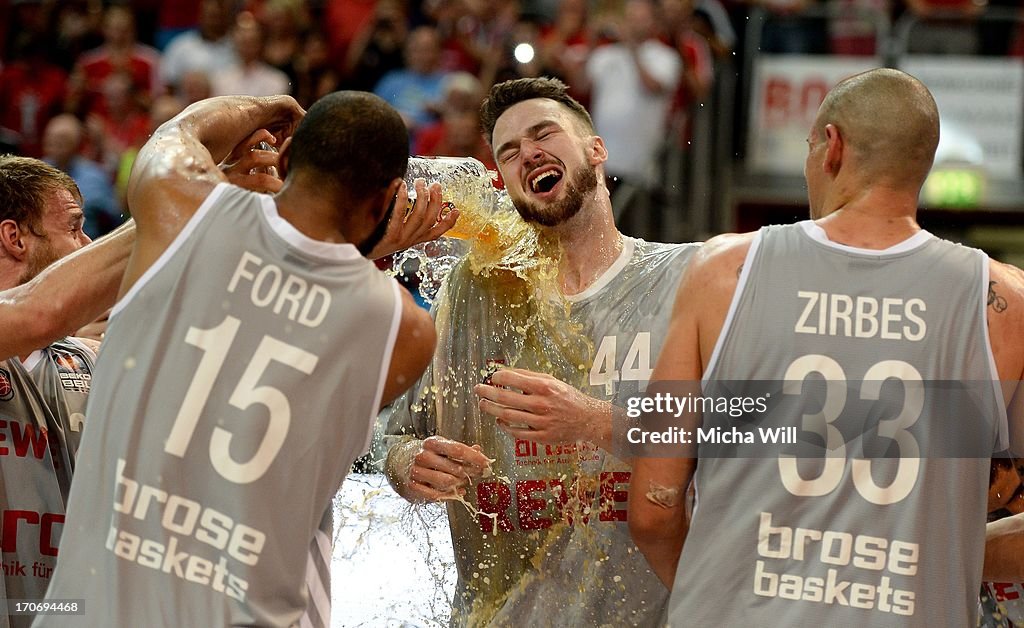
[{"left": 1, "top": 0, "right": 1022, "bottom": 240}]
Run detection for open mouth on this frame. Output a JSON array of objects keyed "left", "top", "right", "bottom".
[{"left": 529, "top": 169, "right": 563, "bottom": 194}]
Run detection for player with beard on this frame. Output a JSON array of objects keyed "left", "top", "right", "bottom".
[
  {"left": 382, "top": 77, "right": 698, "bottom": 626},
  {"left": 0, "top": 156, "right": 137, "bottom": 627}
]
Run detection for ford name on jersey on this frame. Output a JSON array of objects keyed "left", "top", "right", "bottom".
[{"left": 227, "top": 252, "right": 332, "bottom": 328}]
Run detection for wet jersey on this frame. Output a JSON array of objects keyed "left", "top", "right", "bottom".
[
  {"left": 40, "top": 183, "right": 403, "bottom": 627},
  {"left": 668, "top": 221, "right": 1005, "bottom": 627},
  {"left": 0, "top": 339, "right": 94, "bottom": 628},
  {"left": 384, "top": 237, "right": 697, "bottom": 626}
]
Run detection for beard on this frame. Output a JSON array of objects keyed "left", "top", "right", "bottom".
[
  {"left": 17, "top": 237, "right": 60, "bottom": 285},
  {"left": 357, "top": 195, "right": 397, "bottom": 257},
  {"left": 512, "top": 158, "right": 598, "bottom": 228}
]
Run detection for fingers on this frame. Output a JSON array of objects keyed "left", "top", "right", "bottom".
[
  {"left": 427, "top": 206, "right": 459, "bottom": 239},
  {"left": 423, "top": 436, "right": 492, "bottom": 470},
  {"left": 226, "top": 172, "right": 283, "bottom": 194},
  {"left": 488, "top": 368, "right": 553, "bottom": 393},
  {"left": 241, "top": 129, "right": 276, "bottom": 149},
  {"left": 406, "top": 481, "right": 462, "bottom": 503},
  {"left": 474, "top": 382, "right": 543, "bottom": 414},
  {"left": 238, "top": 150, "right": 280, "bottom": 172},
  {"left": 403, "top": 436, "right": 492, "bottom": 501},
  {"left": 495, "top": 418, "right": 548, "bottom": 442},
  {"left": 406, "top": 180, "right": 444, "bottom": 232}
]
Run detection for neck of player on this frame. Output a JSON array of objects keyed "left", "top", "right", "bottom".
[
  {"left": 546, "top": 196, "right": 623, "bottom": 298},
  {"left": 816, "top": 185, "right": 922, "bottom": 250}
]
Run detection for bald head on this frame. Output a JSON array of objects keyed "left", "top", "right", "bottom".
[
  {"left": 42, "top": 114, "right": 84, "bottom": 168},
  {"left": 815, "top": 69, "right": 939, "bottom": 186}
]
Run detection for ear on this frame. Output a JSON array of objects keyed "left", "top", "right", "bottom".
[
  {"left": 0, "top": 219, "right": 29, "bottom": 261},
  {"left": 374, "top": 178, "right": 403, "bottom": 222},
  {"left": 588, "top": 135, "right": 608, "bottom": 166},
  {"left": 277, "top": 136, "right": 292, "bottom": 179},
  {"left": 823, "top": 123, "right": 843, "bottom": 175}
]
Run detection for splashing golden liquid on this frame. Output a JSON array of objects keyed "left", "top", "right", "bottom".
[{"left": 395, "top": 158, "right": 602, "bottom": 625}]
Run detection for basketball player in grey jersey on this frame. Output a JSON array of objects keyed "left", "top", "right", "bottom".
[
  {"left": 38, "top": 93, "right": 437, "bottom": 627},
  {"left": 383, "top": 78, "right": 697, "bottom": 626},
  {"left": 0, "top": 156, "right": 133, "bottom": 628},
  {"left": 629, "top": 68, "right": 1024, "bottom": 626},
  {"left": 0, "top": 157, "right": 134, "bottom": 362}
]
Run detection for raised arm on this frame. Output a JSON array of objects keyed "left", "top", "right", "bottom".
[
  {"left": 0, "top": 220, "right": 134, "bottom": 360},
  {"left": 123, "top": 96, "right": 305, "bottom": 296}
]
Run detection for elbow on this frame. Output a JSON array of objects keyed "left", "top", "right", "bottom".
[{"left": 629, "top": 502, "right": 679, "bottom": 550}]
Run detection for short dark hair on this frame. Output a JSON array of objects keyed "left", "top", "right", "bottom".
[
  {"left": 287, "top": 91, "right": 408, "bottom": 199},
  {"left": 480, "top": 77, "right": 594, "bottom": 146},
  {"left": 0, "top": 155, "right": 82, "bottom": 235}
]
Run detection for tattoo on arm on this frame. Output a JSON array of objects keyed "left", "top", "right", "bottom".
[
  {"left": 737, "top": 265, "right": 743, "bottom": 278},
  {"left": 989, "top": 281, "right": 1008, "bottom": 313}
]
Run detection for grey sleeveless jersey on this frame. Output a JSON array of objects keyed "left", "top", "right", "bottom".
[
  {"left": 384, "top": 238, "right": 697, "bottom": 626},
  {"left": 40, "top": 183, "right": 402, "bottom": 627},
  {"left": 668, "top": 222, "right": 1004, "bottom": 627},
  {"left": 0, "top": 339, "right": 94, "bottom": 628}
]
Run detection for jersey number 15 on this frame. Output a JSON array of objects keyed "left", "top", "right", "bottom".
[{"left": 164, "top": 315, "right": 319, "bottom": 484}]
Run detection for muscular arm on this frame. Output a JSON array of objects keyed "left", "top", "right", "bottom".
[
  {"left": 984, "top": 261, "right": 1024, "bottom": 581},
  {"left": 124, "top": 95, "right": 304, "bottom": 298},
  {"left": 0, "top": 220, "right": 134, "bottom": 361},
  {"left": 628, "top": 233, "right": 751, "bottom": 588}
]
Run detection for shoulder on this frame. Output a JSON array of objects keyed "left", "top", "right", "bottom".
[
  {"left": 632, "top": 239, "right": 701, "bottom": 272},
  {"left": 689, "top": 232, "right": 757, "bottom": 279},
  {"left": 163, "top": 31, "right": 198, "bottom": 55},
  {"left": 989, "top": 259, "right": 1024, "bottom": 316}
]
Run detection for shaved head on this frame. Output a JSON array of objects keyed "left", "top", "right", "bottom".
[{"left": 814, "top": 68, "right": 939, "bottom": 186}]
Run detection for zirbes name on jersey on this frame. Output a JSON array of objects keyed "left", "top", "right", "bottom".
[
  {"left": 754, "top": 512, "right": 918, "bottom": 616},
  {"left": 106, "top": 459, "right": 265, "bottom": 602},
  {"left": 227, "top": 252, "right": 332, "bottom": 328},
  {"left": 794, "top": 291, "right": 926, "bottom": 341}
]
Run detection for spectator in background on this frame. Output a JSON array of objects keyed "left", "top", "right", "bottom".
[
  {"left": 154, "top": 0, "right": 203, "bottom": 50},
  {"left": 293, "top": 31, "right": 342, "bottom": 108},
  {"left": 0, "top": 36, "right": 68, "bottom": 158},
  {"left": 755, "top": 0, "right": 827, "bottom": 54},
  {"left": 413, "top": 72, "right": 496, "bottom": 170},
  {"left": 72, "top": 5, "right": 161, "bottom": 119},
  {"left": 179, "top": 69, "right": 214, "bottom": 104},
  {"left": 828, "top": 0, "right": 891, "bottom": 55},
  {"left": 427, "top": 0, "right": 485, "bottom": 74},
  {"left": 480, "top": 15, "right": 549, "bottom": 88},
  {"left": 583, "top": 0, "right": 681, "bottom": 239},
  {"left": 691, "top": 0, "right": 737, "bottom": 58},
  {"left": 85, "top": 72, "right": 153, "bottom": 175},
  {"left": 51, "top": 2, "right": 105, "bottom": 73},
  {"left": 115, "top": 95, "right": 186, "bottom": 208},
  {"left": 345, "top": 0, "right": 408, "bottom": 92},
  {"left": 213, "top": 13, "right": 291, "bottom": 96},
  {"left": 374, "top": 26, "right": 452, "bottom": 139},
  {"left": 538, "top": 0, "right": 593, "bottom": 105},
  {"left": 325, "top": 0, "right": 380, "bottom": 69},
  {"left": 904, "top": 0, "right": 981, "bottom": 55},
  {"left": 42, "top": 114, "right": 120, "bottom": 239},
  {"left": 661, "top": 0, "right": 715, "bottom": 137},
  {"left": 261, "top": 0, "right": 309, "bottom": 84},
  {"left": 162, "top": 0, "right": 236, "bottom": 95}
]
